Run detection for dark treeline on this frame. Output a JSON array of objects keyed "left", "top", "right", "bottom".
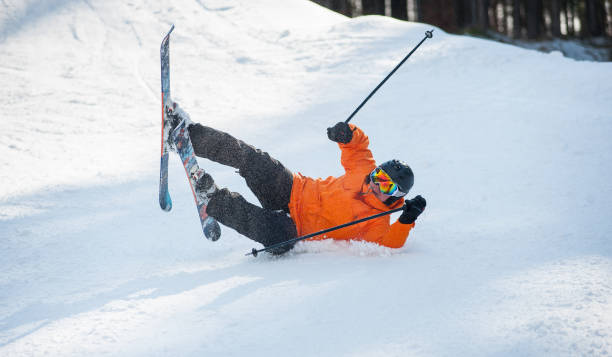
[{"left": 311, "top": 0, "right": 612, "bottom": 39}]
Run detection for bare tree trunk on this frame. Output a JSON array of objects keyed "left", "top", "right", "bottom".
[
  {"left": 491, "top": 0, "right": 499, "bottom": 31},
  {"left": 443, "top": 0, "right": 459, "bottom": 31},
  {"left": 537, "top": 0, "right": 545, "bottom": 36},
  {"left": 564, "top": 0, "right": 574, "bottom": 36},
  {"left": 551, "top": 0, "right": 562, "bottom": 36},
  {"left": 419, "top": 0, "right": 438, "bottom": 27},
  {"left": 501, "top": 0, "right": 508, "bottom": 34},
  {"left": 418, "top": 0, "right": 458, "bottom": 31},
  {"left": 415, "top": 0, "right": 424, "bottom": 21},
  {"left": 455, "top": 0, "right": 470, "bottom": 27},
  {"left": 472, "top": 0, "right": 480, "bottom": 25},
  {"left": 578, "top": 0, "right": 588, "bottom": 36},
  {"left": 607, "top": 0, "right": 612, "bottom": 37},
  {"left": 362, "top": 0, "right": 385, "bottom": 15},
  {"left": 391, "top": 0, "right": 408, "bottom": 20},
  {"left": 513, "top": 0, "right": 522, "bottom": 37},
  {"left": 527, "top": 0, "right": 540, "bottom": 38},
  {"left": 569, "top": 0, "right": 576, "bottom": 37},
  {"left": 474, "top": 0, "right": 489, "bottom": 31},
  {"left": 468, "top": 0, "right": 476, "bottom": 26},
  {"left": 478, "top": 0, "right": 490, "bottom": 30},
  {"left": 586, "top": 0, "right": 606, "bottom": 36}
]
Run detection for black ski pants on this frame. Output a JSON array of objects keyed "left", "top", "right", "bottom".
[{"left": 189, "top": 124, "right": 297, "bottom": 254}]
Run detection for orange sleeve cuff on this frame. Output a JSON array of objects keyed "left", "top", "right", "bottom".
[{"left": 380, "top": 221, "right": 415, "bottom": 248}]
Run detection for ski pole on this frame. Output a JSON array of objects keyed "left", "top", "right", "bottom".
[
  {"left": 344, "top": 29, "right": 434, "bottom": 124},
  {"left": 246, "top": 207, "right": 404, "bottom": 257}
]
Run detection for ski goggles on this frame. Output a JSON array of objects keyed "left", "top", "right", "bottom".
[{"left": 370, "top": 167, "right": 406, "bottom": 197}]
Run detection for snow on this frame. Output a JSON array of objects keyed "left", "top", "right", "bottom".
[{"left": 1, "top": 0, "right": 612, "bottom": 356}]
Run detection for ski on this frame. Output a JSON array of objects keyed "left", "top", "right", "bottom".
[
  {"left": 170, "top": 115, "right": 221, "bottom": 241},
  {"left": 158, "top": 25, "right": 221, "bottom": 241},
  {"left": 159, "top": 24, "right": 175, "bottom": 212}
]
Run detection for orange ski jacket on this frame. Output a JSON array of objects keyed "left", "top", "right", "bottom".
[{"left": 288, "top": 124, "right": 415, "bottom": 248}]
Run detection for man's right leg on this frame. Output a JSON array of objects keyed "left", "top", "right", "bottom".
[
  {"left": 206, "top": 188, "right": 297, "bottom": 255},
  {"left": 189, "top": 124, "right": 293, "bottom": 213}
]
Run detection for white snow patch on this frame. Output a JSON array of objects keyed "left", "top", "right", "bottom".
[{"left": 1, "top": 0, "right": 611, "bottom": 356}]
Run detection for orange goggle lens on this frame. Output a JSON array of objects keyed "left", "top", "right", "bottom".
[{"left": 370, "top": 167, "right": 400, "bottom": 196}]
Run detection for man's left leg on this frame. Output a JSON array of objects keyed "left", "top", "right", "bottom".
[
  {"left": 189, "top": 124, "right": 293, "bottom": 213},
  {"left": 204, "top": 186, "right": 297, "bottom": 255}
]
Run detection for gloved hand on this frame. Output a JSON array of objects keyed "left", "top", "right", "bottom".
[
  {"left": 327, "top": 122, "right": 354, "bottom": 144},
  {"left": 399, "top": 195, "right": 426, "bottom": 224}
]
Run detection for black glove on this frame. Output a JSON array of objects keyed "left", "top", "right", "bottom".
[
  {"left": 327, "top": 122, "right": 354, "bottom": 144},
  {"left": 399, "top": 195, "right": 426, "bottom": 224}
]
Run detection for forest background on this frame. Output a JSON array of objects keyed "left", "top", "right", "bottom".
[{"left": 311, "top": 0, "right": 612, "bottom": 60}]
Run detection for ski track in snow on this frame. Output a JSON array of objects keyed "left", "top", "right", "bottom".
[{"left": 1, "top": 0, "right": 612, "bottom": 356}]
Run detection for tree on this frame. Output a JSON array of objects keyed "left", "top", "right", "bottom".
[
  {"left": 500, "top": 0, "right": 508, "bottom": 34},
  {"left": 585, "top": 0, "right": 606, "bottom": 36},
  {"left": 527, "top": 0, "right": 542, "bottom": 38},
  {"left": 564, "top": 0, "right": 574, "bottom": 36},
  {"left": 490, "top": 0, "right": 499, "bottom": 31},
  {"left": 419, "top": 0, "right": 458, "bottom": 31},
  {"left": 551, "top": 0, "right": 562, "bottom": 36},
  {"left": 471, "top": 0, "right": 480, "bottom": 25},
  {"left": 478, "top": 0, "right": 490, "bottom": 31},
  {"left": 455, "top": 0, "right": 471, "bottom": 28},
  {"left": 362, "top": 0, "right": 385, "bottom": 15},
  {"left": 513, "top": 0, "right": 522, "bottom": 38},
  {"left": 391, "top": 0, "right": 408, "bottom": 20},
  {"left": 313, "top": 0, "right": 611, "bottom": 40},
  {"left": 536, "top": 0, "right": 545, "bottom": 35},
  {"left": 415, "top": 0, "right": 424, "bottom": 21}
]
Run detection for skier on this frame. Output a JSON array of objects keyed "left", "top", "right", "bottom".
[{"left": 167, "top": 102, "right": 426, "bottom": 254}]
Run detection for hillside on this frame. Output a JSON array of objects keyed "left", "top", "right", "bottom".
[{"left": 1, "top": 0, "right": 612, "bottom": 356}]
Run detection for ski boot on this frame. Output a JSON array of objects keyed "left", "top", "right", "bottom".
[
  {"left": 165, "top": 101, "right": 193, "bottom": 152},
  {"left": 194, "top": 171, "right": 218, "bottom": 205},
  {"left": 194, "top": 171, "right": 221, "bottom": 240}
]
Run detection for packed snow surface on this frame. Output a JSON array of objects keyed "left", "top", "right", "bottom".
[{"left": 1, "top": 0, "right": 612, "bottom": 356}]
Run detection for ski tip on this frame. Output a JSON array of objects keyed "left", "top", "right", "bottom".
[
  {"left": 159, "top": 198, "right": 172, "bottom": 212},
  {"left": 159, "top": 202, "right": 172, "bottom": 212},
  {"left": 203, "top": 218, "right": 221, "bottom": 241},
  {"left": 159, "top": 186, "right": 173, "bottom": 212},
  {"left": 162, "top": 24, "right": 175, "bottom": 41}
]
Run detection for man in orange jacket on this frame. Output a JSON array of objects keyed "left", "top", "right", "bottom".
[{"left": 168, "top": 103, "right": 426, "bottom": 254}]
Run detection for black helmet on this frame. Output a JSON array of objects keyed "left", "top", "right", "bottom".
[{"left": 379, "top": 159, "right": 414, "bottom": 194}]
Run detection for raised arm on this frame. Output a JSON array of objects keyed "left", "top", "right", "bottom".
[{"left": 327, "top": 122, "right": 376, "bottom": 176}]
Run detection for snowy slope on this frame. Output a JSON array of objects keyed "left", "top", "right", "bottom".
[{"left": 1, "top": 0, "right": 612, "bottom": 356}]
